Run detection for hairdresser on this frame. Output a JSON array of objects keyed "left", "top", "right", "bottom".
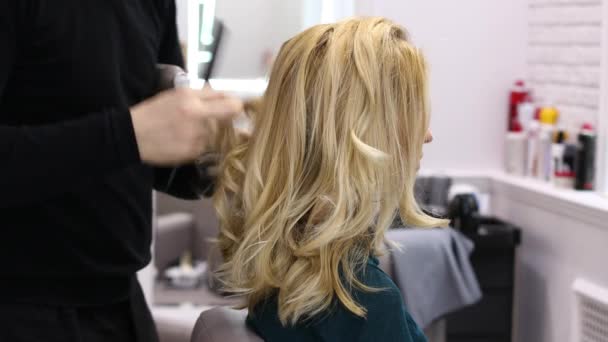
[{"left": 0, "top": 1, "right": 241, "bottom": 341}]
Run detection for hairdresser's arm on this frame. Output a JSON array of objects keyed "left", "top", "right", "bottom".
[
  {"left": 153, "top": 0, "right": 217, "bottom": 199},
  {"left": 0, "top": 3, "right": 139, "bottom": 208},
  {"left": 0, "top": 2, "right": 237, "bottom": 208},
  {"left": 0, "top": 114, "right": 140, "bottom": 210}
]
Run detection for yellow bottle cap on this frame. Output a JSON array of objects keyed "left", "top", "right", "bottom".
[{"left": 539, "top": 107, "right": 559, "bottom": 125}]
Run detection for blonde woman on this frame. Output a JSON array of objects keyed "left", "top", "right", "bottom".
[{"left": 213, "top": 17, "right": 448, "bottom": 342}]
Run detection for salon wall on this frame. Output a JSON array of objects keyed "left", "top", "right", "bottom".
[
  {"left": 505, "top": 4, "right": 608, "bottom": 339},
  {"left": 355, "top": 1, "right": 528, "bottom": 171},
  {"left": 358, "top": 2, "right": 608, "bottom": 341},
  {"left": 264, "top": 0, "right": 305, "bottom": 57},
  {"left": 492, "top": 192, "right": 608, "bottom": 342}
]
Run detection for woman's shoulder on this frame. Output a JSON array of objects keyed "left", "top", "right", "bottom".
[
  {"left": 352, "top": 257, "right": 404, "bottom": 313},
  {"left": 247, "top": 257, "right": 426, "bottom": 342},
  {"left": 312, "top": 257, "right": 426, "bottom": 342},
  {"left": 353, "top": 257, "right": 427, "bottom": 341}
]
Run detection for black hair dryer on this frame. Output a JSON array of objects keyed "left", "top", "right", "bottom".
[{"left": 448, "top": 193, "right": 480, "bottom": 234}]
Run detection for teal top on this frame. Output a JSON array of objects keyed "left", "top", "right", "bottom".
[{"left": 246, "top": 257, "right": 427, "bottom": 342}]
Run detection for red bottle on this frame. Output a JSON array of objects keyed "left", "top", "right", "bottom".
[{"left": 508, "top": 80, "right": 530, "bottom": 131}]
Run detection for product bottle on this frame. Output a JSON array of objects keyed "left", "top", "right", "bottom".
[
  {"left": 526, "top": 120, "right": 541, "bottom": 178},
  {"left": 537, "top": 127, "right": 553, "bottom": 181},
  {"left": 574, "top": 123, "right": 597, "bottom": 190},
  {"left": 517, "top": 95, "right": 536, "bottom": 131},
  {"left": 536, "top": 107, "right": 559, "bottom": 181},
  {"left": 508, "top": 80, "right": 530, "bottom": 131},
  {"left": 551, "top": 130, "right": 567, "bottom": 185},
  {"left": 556, "top": 144, "right": 577, "bottom": 189},
  {"left": 505, "top": 120, "right": 526, "bottom": 176}
]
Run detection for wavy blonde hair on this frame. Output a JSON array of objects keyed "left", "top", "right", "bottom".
[{"left": 213, "top": 17, "right": 448, "bottom": 326}]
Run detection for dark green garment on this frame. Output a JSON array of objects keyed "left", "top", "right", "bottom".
[{"left": 246, "top": 257, "right": 427, "bottom": 342}]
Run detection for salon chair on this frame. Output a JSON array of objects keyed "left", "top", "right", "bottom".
[{"left": 190, "top": 307, "right": 262, "bottom": 342}]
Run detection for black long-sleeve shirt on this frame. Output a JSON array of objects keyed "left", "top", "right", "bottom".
[{"left": 0, "top": 0, "right": 195, "bottom": 306}]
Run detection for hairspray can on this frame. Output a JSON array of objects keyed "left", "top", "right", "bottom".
[{"left": 574, "top": 123, "right": 596, "bottom": 191}]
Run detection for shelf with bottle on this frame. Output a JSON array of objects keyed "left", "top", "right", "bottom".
[{"left": 504, "top": 80, "right": 599, "bottom": 193}]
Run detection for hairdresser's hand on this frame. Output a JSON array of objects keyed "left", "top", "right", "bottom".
[{"left": 130, "top": 88, "right": 243, "bottom": 166}]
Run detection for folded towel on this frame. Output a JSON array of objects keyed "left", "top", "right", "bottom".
[{"left": 385, "top": 228, "right": 482, "bottom": 328}]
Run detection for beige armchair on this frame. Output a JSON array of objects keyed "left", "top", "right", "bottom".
[
  {"left": 190, "top": 308, "right": 262, "bottom": 342},
  {"left": 156, "top": 192, "right": 219, "bottom": 263},
  {"left": 154, "top": 192, "right": 240, "bottom": 307}
]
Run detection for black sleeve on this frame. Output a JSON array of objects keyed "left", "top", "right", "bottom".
[
  {"left": 153, "top": 0, "right": 215, "bottom": 199},
  {"left": 157, "top": 0, "right": 185, "bottom": 68},
  {"left": 0, "top": 2, "right": 141, "bottom": 208}
]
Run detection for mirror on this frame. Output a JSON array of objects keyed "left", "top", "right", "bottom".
[
  {"left": 179, "top": 0, "right": 306, "bottom": 80},
  {"left": 177, "top": 0, "right": 356, "bottom": 80}
]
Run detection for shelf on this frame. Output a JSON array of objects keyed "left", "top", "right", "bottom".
[
  {"left": 491, "top": 172, "right": 608, "bottom": 228},
  {"left": 420, "top": 169, "right": 608, "bottom": 228}
]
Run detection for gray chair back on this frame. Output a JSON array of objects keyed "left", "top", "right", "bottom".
[{"left": 190, "top": 307, "right": 263, "bottom": 342}]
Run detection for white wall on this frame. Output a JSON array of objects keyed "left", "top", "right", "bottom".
[
  {"left": 266, "top": 0, "right": 305, "bottom": 54},
  {"left": 356, "top": 1, "right": 528, "bottom": 171},
  {"left": 492, "top": 193, "right": 608, "bottom": 342}
]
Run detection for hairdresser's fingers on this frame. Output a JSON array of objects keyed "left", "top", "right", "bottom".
[
  {"left": 199, "top": 97, "right": 244, "bottom": 120},
  {"left": 200, "top": 91, "right": 226, "bottom": 101},
  {"left": 235, "top": 127, "right": 252, "bottom": 142},
  {"left": 200, "top": 86, "right": 227, "bottom": 101}
]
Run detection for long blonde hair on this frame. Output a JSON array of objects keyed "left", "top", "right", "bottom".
[{"left": 213, "top": 17, "right": 447, "bottom": 326}]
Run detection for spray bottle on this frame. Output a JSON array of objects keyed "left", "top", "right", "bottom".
[{"left": 574, "top": 123, "right": 597, "bottom": 190}]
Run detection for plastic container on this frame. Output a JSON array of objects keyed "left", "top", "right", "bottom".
[
  {"left": 508, "top": 80, "right": 530, "bottom": 131},
  {"left": 536, "top": 107, "right": 559, "bottom": 181},
  {"left": 550, "top": 130, "right": 567, "bottom": 185},
  {"left": 537, "top": 125, "right": 553, "bottom": 181},
  {"left": 555, "top": 144, "right": 577, "bottom": 189},
  {"left": 517, "top": 97, "right": 536, "bottom": 131},
  {"left": 574, "top": 123, "right": 597, "bottom": 190},
  {"left": 505, "top": 120, "right": 526, "bottom": 176},
  {"left": 526, "top": 120, "right": 541, "bottom": 177}
]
